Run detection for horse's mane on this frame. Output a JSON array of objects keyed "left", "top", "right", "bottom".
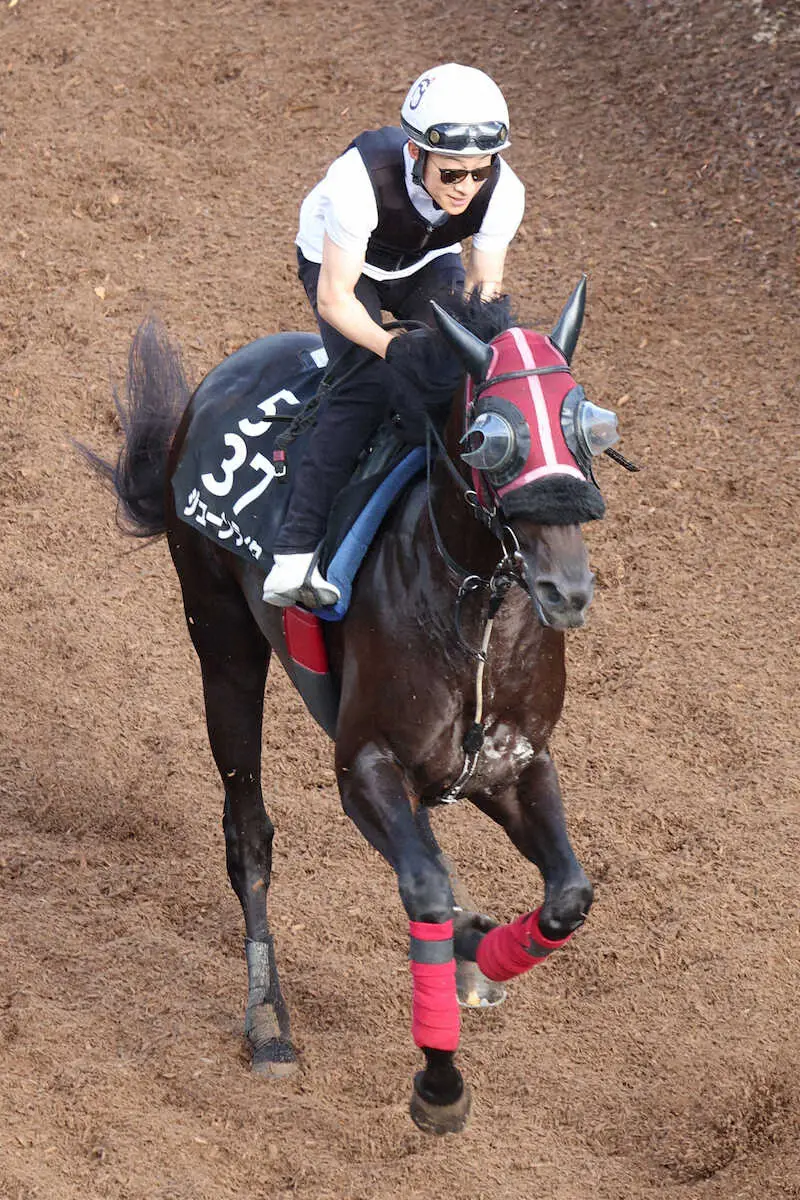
[{"left": 437, "top": 289, "right": 517, "bottom": 343}]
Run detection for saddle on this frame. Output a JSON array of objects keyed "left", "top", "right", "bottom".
[{"left": 171, "top": 331, "right": 425, "bottom": 621}]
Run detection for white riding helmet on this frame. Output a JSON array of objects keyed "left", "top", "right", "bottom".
[{"left": 400, "top": 63, "right": 511, "bottom": 156}]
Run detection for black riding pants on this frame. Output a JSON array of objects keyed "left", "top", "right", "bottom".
[{"left": 272, "top": 248, "right": 465, "bottom": 554}]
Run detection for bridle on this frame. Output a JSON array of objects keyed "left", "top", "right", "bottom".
[
  {"left": 423, "top": 413, "right": 535, "bottom": 806},
  {"left": 424, "top": 414, "right": 524, "bottom": 615},
  {"left": 422, "top": 350, "right": 590, "bottom": 618},
  {"left": 407, "top": 325, "right": 637, "bottom": 805},
  {"left": 422, "top": 354, "right": 638, "bottom": 805}
]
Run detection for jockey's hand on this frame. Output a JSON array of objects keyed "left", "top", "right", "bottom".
[{"left": 384, "top": 328, "right": 463, "bottom": 401}]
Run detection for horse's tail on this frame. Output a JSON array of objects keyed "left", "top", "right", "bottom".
[{"left": 80, "top": 317, "right": 190, "bottom": 539}]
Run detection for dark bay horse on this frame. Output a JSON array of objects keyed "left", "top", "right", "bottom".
[{"left": 90, "top": 280, "right": 621, "bottom": 1133}]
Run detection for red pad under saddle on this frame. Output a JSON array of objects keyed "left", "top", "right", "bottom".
[{"left": 282, "top": 607, "right": 328, "bottom": 675}]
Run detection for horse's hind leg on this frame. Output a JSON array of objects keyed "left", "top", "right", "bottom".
[
  {"left": 414, "top": 809, "right": 506, "bottom": 1009},
  {"left": 172, "top": 543, "right": 296, "bottom": 1076}
]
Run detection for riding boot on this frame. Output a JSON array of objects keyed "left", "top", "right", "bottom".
[{"left": 262, "top": 552, "right": 341, "bottom": 608}]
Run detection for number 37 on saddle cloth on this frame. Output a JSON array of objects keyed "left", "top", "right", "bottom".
[{"left": 171, "top": 330, "right": 425, "bottom": 623}]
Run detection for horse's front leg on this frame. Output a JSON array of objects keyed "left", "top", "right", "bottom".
[
  {"left": 338, "top": 741, "right": 471, "bottom": 1134},
  {"left": 414, "top": 808, "right": 506, "bottom": 1008},
  {"left": 469, "top": 749, "right": 594, "bottom": 980}
]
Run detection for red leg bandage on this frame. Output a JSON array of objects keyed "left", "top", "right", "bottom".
[
  {"left": 476, "top": 907, "right": 573, "bottom": 982},
  {"left": 409, "top": 919, "right": 460, "bottom": 1052}
]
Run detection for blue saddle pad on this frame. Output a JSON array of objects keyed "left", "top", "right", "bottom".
[{"left": 314, "top": 445, "right": 425, "bottom": 621}]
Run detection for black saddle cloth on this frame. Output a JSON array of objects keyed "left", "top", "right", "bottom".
[{"left": 171, "top": 331, "right": 416, "bottom": 572}]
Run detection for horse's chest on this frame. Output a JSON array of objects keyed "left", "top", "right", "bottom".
[{"left": 471, "top": 720, "right": 540, "bottom": 788}]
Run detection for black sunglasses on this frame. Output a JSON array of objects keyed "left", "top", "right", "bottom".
[{"left": 437, "top": 163, "right": 494, "bottom": 186}]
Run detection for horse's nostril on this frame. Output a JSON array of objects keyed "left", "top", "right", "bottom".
[
  {"left": 536, "top": 581, "right": 562, "bottom": 609},
  {"left": 534, "top": 577, "right": 593, "bottom": 622}
]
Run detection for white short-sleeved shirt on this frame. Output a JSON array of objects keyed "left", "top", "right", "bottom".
[{"left": 296, "top": 141, "right": 525, "bottom": 282}]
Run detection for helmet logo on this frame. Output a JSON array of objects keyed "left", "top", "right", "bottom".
[{"left": 408, "top": 76, "right": 432, "bottom": 111}]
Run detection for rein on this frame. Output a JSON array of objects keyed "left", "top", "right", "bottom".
[{"left": 423, "top": 415, "right": 523, "bottom": 805}]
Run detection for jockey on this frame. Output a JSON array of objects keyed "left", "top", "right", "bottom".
[{"left": 262, "top": 62, "right": 525, "bottom": 608}]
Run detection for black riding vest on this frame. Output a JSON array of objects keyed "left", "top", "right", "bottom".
[{"left": 350, "top": 127, "right": 500, "bottom": 274}]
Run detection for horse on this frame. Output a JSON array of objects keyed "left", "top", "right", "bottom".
[{"left": 87, "top": 279, "right": 622, "bottom": 1133}]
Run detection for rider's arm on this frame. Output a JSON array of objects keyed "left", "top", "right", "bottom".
[
  {"left": 465, "top": 246, "right": 508, "bottom": 300},
  {"left": 317, "top": 234, "right": 395, "bottom": 359},
  {"left": 467, "top": 160, "right": 525, "bottom": 299}
]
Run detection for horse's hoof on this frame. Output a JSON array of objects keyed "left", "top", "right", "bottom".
[
  {"left": 457, "top": 960, "right": 507, "bottom": 1009},
  {"left": 409, "top": 1075, "right": 471, "bottom": 1135},
  {"left": 458, "top": 983, "right": 507, "bottom": 1008},
  {"left": 251, "top": 1037, "right": 298, "bottom": 1078}
]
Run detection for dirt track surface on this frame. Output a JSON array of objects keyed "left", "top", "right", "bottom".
[{"left": 1, "top": 1, "right": 798, "bottom": 1197}]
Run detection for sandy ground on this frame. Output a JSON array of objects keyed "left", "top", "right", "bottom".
[{"left": 0, "top": 1, "right": 798, "bottom": 1197}]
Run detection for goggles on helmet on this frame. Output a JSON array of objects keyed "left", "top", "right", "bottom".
[{"left": 403, "top": 119, "right": 509, "bottom": 153}]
